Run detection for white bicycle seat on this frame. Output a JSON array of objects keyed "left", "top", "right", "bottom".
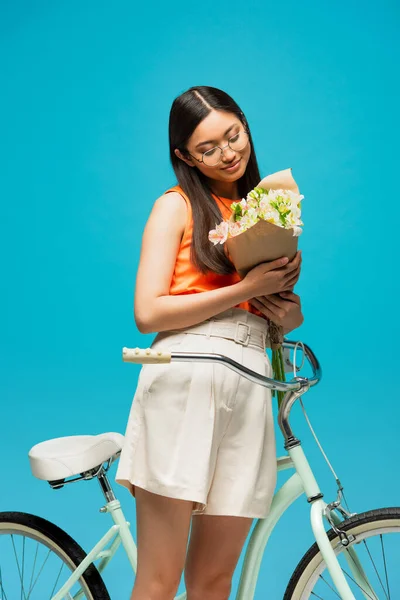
[{"left": 28, "top": 432, "right": 124, "bottom": 481}]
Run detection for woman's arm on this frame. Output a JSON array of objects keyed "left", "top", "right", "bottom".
[
  {"left": 134, "top": 193, "right": 300, "bottom": 334},
  {"left": 134, "top": 192, "right": 252, "bottom": 333}
]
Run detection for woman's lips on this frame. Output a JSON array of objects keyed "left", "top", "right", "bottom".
[{"left": 222, "top": 158, "right": 241, "bottom": 172}]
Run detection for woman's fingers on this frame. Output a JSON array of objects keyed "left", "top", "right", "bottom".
[
  {"left": 285, "top": 276, "right": 299, "bottom": 291},
  {"left": 253, "top": 296, "right": 285, "bottom": 319},
  {"left": 287, "top": 251, "right": 302, "bottom": 269},
  {"left": 251, "top": 291, "right": 303, "bottom": 330},
  {"left": 283, "top": 267, "right": 300, "bottom": 288},
  {"left": 275, "top": 252, "right": 300, "bottom": 279},
  {"left": 282, "top": 255, "right": 300, "bottom": 275},
  {"left": 283, "top": 260, "right": 301, "bottom": 279},
  {"left": 257, "top": 294, "right": 284, "bottom": 310},
  {"left": 249, "top": 298, "right": 276, "bottom": 321},
  {"left": 279, "top": 291, "right": 301, "bottom": 304}
]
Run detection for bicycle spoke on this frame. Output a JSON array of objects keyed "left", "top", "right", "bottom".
[
  {"left": 0, "top": 516, "right": 104, "bottom": 600},
  {"left": 317, "top": 574, "right": 341, "bottom": 597},
  {"left": 314, "top": 542, "right": 393, "bottom": 600},
  {"left": 29, "top": 546, "right": 52, "bottom": 596},
  {"left": 380, "top": 534, "right": 391, "bottom": 599},
  {"left": 338, "top": 545, "right": 382, "bottom": 600},
  {"left": 362, "top": 538, "right": 390, "bottom": 599},
  {"left": 0, "top": 583, "right": 8, "bottom": 600},
  {"left": 49, "top": 562, "right": 65, "bottom": 600},
  {"left": 0, "top": 566, "right": 9, "bottom": 600},
  {"left": 283, "top": 509, "right": 400, "bottom": 598},
  {"left": 21, "top": 536, "right": 25, "bottom": 600},
  {"left": 27, "top": 542, "right": 39, "bottom": 599},
  {"left": 314, "top": 552, "right": 380, "bottom": 599},
  {"left": 11, "top": 535, "right": 28, "bottom": 600},
  {"left": 338, "top": 566, "right": 376, "bottom": 600}
]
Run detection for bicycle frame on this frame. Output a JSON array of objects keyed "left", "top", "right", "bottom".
[
  {"left": 52, "top": 455, "right": 301, "bottom": 600},
  {"left": 52, "top": 341, "right": 380, "bottom": 600},
  {"left": 51, "top": 449, "right": 378, "bottom": 600}
]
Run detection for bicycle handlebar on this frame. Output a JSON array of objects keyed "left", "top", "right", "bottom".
[{"left": 122, "top": 339, "right": 321, "bottom": 393}]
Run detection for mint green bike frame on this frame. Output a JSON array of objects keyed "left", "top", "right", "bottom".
[
  {"left": 51, "top": 451, "right": 377, "bottom": 600},
  {"left": 51, "top": 342, "right": 379, "bottom": 600}
]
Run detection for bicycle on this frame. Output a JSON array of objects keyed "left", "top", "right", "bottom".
[{"left": 1, "top": 339, "right": 399, "bottom": 599}]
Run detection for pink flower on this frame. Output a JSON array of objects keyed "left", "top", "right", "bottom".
[{"left": 208, "top": 221, "right": 229, "bottom": 245}]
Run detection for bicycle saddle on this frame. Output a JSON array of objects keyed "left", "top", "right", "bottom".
[{"left": 28, "top": 432, "right": 124, "bottom": 481}]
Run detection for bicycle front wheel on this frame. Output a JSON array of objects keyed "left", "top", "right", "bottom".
[
  {"left": 284, "top": 507, "right": 400, "bottom": 599},
  {"left": 0, "top": 511, "right": 110, "bottom": 600}
]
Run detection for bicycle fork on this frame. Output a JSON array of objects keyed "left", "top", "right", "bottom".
[{"left": 290, "top": 444, "right": 378, "bottom": 600}]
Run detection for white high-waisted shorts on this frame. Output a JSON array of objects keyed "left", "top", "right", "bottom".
[{"left": 115, "top": 307, "right": 277, "bottom": 519}]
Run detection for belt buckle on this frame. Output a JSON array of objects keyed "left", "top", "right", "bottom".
[{"left": 234, "top": 321, "right": 250, "bottom": 346}]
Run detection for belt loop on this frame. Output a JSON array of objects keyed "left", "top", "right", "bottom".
[
  {"left": 262, "top": 331, "right": 267, "bottom": 350},
  {"left": 234, "top": 322, "right": 250, "bottom": 346}
]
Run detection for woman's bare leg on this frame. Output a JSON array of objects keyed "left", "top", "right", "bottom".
[
  {"left": 130, "top": 486, "right": 193, "bottom": 600},
  {"left": 184, "top": 514, "right": 253, "bottom": 600}
]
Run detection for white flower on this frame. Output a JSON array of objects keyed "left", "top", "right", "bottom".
[
  {"left": 228, "top": 221, "right": 244, "bottom": 237},
  {"left": 208, "top": 221, "right": 229, "bottom": 245},
  {"left": 259, "top": 208, "right": 280, "bottom": 225},
  {"left": 208, "top": 184, "right": 304, "bottom": 243},
  {"left": 292, "top": 226, "right": 303, "bottom": 237}
]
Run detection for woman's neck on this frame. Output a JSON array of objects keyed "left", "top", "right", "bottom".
[{"left": 208, "top": 179, "right": 240, "bottom": 200}]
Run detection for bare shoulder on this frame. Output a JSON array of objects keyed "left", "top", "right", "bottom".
[
  {"left": 152, "top": 190, "right": 187, "bottom": 214},
  {"left": 144, "top": 190, "right": 187, "bottom": 238},
  {"left": 135, "top": 190, "right": 188, "bottom": 327}
]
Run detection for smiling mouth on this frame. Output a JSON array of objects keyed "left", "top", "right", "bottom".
[{"left": 222, "top": 158, "right": 241, "bottom": 170}]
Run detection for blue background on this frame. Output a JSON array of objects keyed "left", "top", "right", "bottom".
[{"left": 1, "top": 0, "right": 399, "bottom": 597}]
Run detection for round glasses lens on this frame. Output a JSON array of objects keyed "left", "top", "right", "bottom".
[
  {"left": 203, "top": 147, "right": 223, "bottom": 167},
  {"left": 229, "top": 130, "right": 249, "bottom": 152}
]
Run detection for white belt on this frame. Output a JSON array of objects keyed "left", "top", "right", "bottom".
[{"left": 175, "top": 320, "right": 269, "bottom": 349}]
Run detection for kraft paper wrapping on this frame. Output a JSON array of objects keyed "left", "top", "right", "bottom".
[
  {"left": 226, "top": 168, "right": 300, "bottom": 278},
  {"left": 226, "top": 168, "right": 301, "bottom": 351}
]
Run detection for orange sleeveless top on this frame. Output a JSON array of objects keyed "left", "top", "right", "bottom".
[{"left": 164, "top": 185, "right": 266, "bottom": 321}]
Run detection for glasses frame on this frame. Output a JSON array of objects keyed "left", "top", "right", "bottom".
[{"left": 187, "top": 125, "right": 250, "bottom": 168}]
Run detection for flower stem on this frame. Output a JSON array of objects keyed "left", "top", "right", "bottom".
[{"left": 272, "top": 347, "right": 286, "bottom": 408}]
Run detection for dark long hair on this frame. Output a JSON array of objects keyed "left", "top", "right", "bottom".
[{"left": 169, "top": 86, "right": 261, "bottom": 275}]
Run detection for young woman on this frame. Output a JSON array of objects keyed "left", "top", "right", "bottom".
[{"left": 116, "top": 86, "right": 303, "bottom": 600}]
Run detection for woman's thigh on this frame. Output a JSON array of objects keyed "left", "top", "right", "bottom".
[
  {"left": 133, "top": 486, "right": 193, "bottom": 594},
  {"left": 184, "top": 514, "right": 253, "bottom": 589}
]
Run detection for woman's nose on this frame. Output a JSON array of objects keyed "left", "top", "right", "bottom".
[{"left": 221, "top": 145, "right": 236, "bottom": 161}]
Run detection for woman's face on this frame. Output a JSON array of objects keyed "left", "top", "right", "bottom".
[{"left": 175, "top": 109, "right": 252, "bottom": 183}]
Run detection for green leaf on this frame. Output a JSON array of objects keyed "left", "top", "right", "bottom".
[{"left": 232, "top": 204, "right": 242, "bottom": 222}]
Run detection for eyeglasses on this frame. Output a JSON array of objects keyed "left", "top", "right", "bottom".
[{"left": 187, "top": 127, "right": 250, "bottom": 167}]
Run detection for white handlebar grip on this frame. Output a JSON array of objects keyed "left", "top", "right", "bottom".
[{"left": 122, "top": 347, "right": 172, "bottom": 364}]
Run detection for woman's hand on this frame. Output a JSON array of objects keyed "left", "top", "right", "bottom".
[
  {"left": 249, "top": 291, "right": 304, "bottom": 333},
  {"left": 241, "top": 251, "right": 302, "bottom": 298}
]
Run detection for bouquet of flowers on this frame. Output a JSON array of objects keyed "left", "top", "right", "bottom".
[{"left": 208, "top": 168, "right": 304, "bottom": 406}]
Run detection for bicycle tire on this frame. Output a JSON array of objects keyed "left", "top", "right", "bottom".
[
  {"left": 284, "top": 506, "right": 400, "bottom": 599},
  {"left": 0, "top": 511, "right": 110, "bottom": 600}
]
